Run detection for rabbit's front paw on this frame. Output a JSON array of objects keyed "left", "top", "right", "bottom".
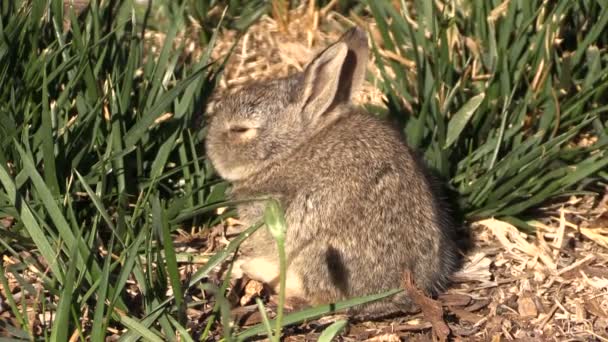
[{"left": 240, "top": 256, "right": 307, "bottom": 300}]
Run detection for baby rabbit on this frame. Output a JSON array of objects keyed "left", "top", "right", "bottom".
[{"left": 205, "top": 27, "right": 459, "bottom": 315}]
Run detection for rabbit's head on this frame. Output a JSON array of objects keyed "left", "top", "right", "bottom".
[{"left": 205, "top": 28, "right": 369, "bottom": 181}]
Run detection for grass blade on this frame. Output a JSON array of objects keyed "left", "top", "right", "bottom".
[
  {"left": 317, "top": 319, "right": 348, "bottom": 342},
  {"left": 444, "top": 93, "right": 486, "bottom": 148},
  {"left": 236, "top": 289, "right": 402, "bottom": 341},
  {"left": 50, "top": 236, "right": 80, "bottom": 341},
  {"left": 117, "top": 315, "right": 165, "bottom": 342},
  {"left": 0, "top": 165, "right": 64, "bottom": 283}
]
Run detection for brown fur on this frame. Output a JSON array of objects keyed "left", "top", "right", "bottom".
[{"left": 205, "top": 27, "right": 459, "bottom": 315}]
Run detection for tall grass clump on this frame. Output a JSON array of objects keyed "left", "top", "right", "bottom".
[
  {"left": 368, "top": 0, "right": 608, "bottom": 227},
  {"left": 0, "top": 0, "right": 233, "bottom": 339}
]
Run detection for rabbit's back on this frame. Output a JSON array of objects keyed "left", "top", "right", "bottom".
[{"left": 232, "top": 108, "right": 458, "bottom": 312}]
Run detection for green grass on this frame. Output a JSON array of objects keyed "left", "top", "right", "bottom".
[
  {"left": 367, "top": 0, "right": 608, "bottom": 225},
  {"left": 0, "top": 0, "right": 606, "bottom": 340}
]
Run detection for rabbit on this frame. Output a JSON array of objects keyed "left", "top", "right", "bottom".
[{"left": 204, "top": 27, "right": 459, "bottom": 316}]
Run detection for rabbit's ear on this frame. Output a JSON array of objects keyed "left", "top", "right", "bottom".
[
  {"left": 335, "top": 27, "right": 369, "bottom": 103},
  {"left": 300, "top": 28, "right": 369, "bottom": 125},
  {"left": 300, "top": 42, "right": 349, "bottom": 123}
]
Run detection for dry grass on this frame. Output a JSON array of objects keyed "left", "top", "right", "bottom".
[{"left": 209, "top": 3, "right": 386, "bottom": 107}]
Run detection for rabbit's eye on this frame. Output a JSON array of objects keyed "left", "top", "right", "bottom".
[
  {"left": 230, "top": 126, "right": 250, "bottom": 133},
  {"left": 228, "top": 126, "right": 257, "bottom": 140}
]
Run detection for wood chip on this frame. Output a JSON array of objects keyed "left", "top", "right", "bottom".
[
  {"left": 517, "top": 295, "right": 538, "bottom": 318},
  {"left": 363, "top": 333, "right": 401, "bottom": 342},
  {"left": 438, "top": 293, "right": 472, "bottom": 307},
  {"left": 478, "top": 218, "right": 557, "bottom": 270},
  {"left": 556, "top": 254, "right": 595, "bottom": 276},
  {"left": 584, "top": 296, "right": 608, "bottom": 319},
  {"left": 465, "top": 299, "right": 491, "bottom": 312},
  {"left": 449, "top": 306, "right": 484, "bottom": 324}
]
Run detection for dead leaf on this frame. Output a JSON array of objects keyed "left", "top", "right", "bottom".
[
  {"left": 403, "top": 271, "right": 450, "bottom": 341},
  {"left": 240, "top": 279, "right": 264, "bottom": 306}
]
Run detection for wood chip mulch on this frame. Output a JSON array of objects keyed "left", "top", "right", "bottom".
[{"left": 185, "top": 191, "right": 608, "bottom": 341}]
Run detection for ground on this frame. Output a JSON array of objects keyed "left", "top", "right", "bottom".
[{"left": 189, "top": 195, "right": 608, "bottom": 341}]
